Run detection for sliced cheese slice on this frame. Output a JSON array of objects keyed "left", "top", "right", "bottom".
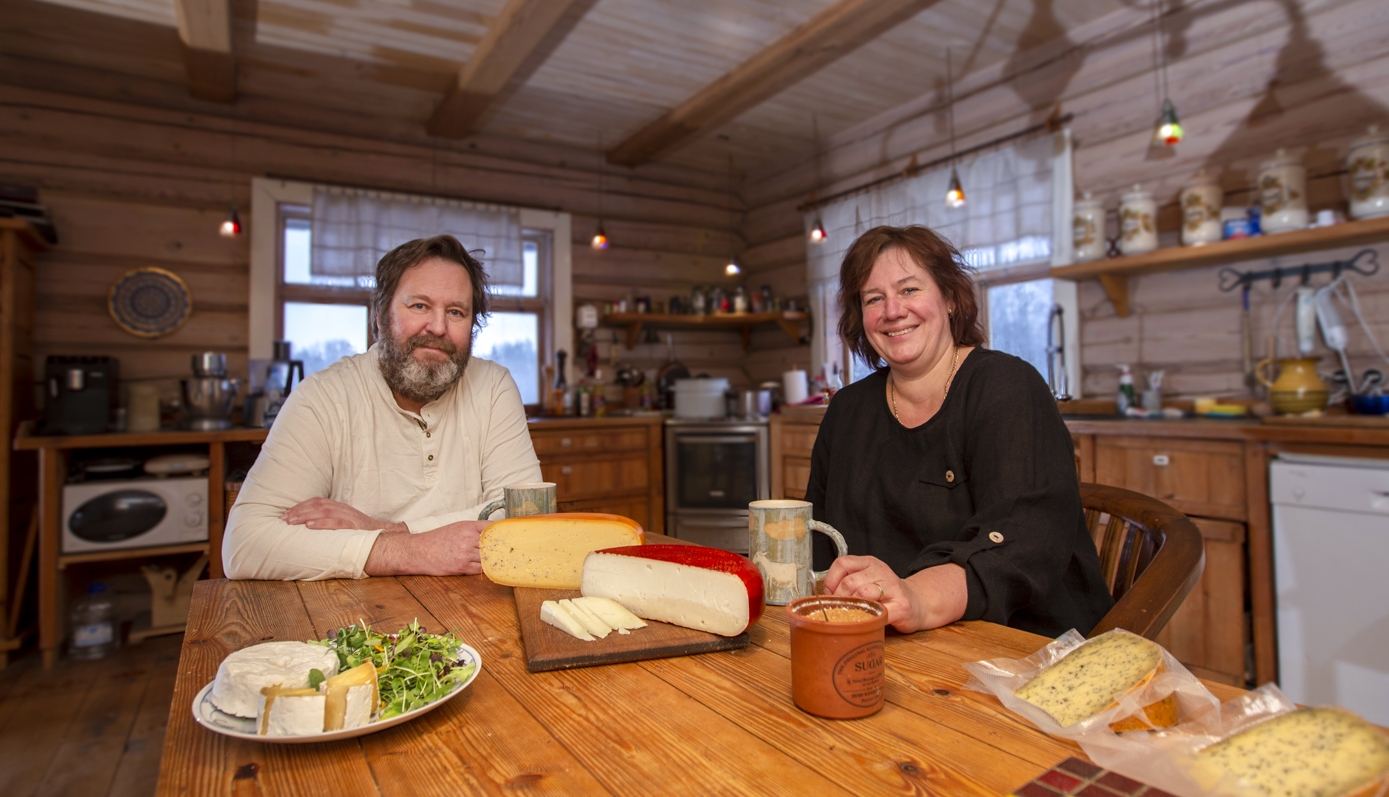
[
  {"left": 322, "top": 661, "right": 378, "bottom": 731},
  {"left": 559, "top": 599, "right": 612, "bottom": 638},
  {"left": 1191, "top": 707, "right": 1389, "bottom": 797},
  {"left": 481, "top": 513, "right": 644, "bottom": 589},
  {"left": 1013, "top": 631, "right": 1166, "bottom": 728},
  {"left": 258, "top": 686, "right": 325, "bottom": 736},
  {"left": 573, "top": 597, "right": 646, "bottom": 635},
  {"left": 580, "top": 545, "right": 765, "bottom": 637},
  {"left": 540, "top": 600, "right": 594, "bottom": 641}
]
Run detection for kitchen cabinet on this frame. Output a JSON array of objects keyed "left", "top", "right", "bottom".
[
  {"left": 1094, "top": 437, "right": 1246, "bottom": 521},
  {"left": 527, "top": 416, "right": 664, "bottom": 534},
  {"left": 769, "top": 410, "right": 825, "bottom": 501}
]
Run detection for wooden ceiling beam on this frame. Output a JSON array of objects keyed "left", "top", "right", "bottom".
[
  {"left": 608, "top": 0, "right": 940, "bottom": 167},
  {"left": 173, "top": 0, "right": 236, "bottom": 102},
  {"left": 428, "top": 0, "right": 595, "bottom": 138}
]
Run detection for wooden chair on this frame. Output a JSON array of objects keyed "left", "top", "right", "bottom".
[{"left": 1080, "top": 482, "right": 1205, "bottom": 640}]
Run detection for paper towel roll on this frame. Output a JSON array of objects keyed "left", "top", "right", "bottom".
[{"left": 783, "top": 369, "right": 809, "bottom": 405}]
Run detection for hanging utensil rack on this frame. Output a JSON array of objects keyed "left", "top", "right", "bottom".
[{"left": 1218, "top": 249, "right": 1379, "bottom": 292}]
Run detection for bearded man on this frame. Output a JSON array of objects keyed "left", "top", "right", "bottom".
[{"left": 223, "top": 235, "right": 542, "bottom": 580}]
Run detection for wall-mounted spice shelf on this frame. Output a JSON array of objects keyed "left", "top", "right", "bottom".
[
  {"left": 602, "top": 311, "right": 810, "bottom": 351},
  {"left": 1049, "top": 214, "right": 1389, "bottom": 317}
]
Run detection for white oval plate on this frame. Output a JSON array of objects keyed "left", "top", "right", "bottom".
[{"left": 192, "top": 643, "right": 482, "bottom": 744}]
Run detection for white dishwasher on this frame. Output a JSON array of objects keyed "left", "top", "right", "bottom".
[{"left": 1270, "top": 453, "right": 1389, "bottom": 725}]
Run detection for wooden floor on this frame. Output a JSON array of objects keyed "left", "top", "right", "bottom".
[{"left": 0, "top": 634, "right": 182, "bottom": 797}]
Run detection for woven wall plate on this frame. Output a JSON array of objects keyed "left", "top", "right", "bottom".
[{"left": 108, "top": 267, "right": 193, "bottom": 338}]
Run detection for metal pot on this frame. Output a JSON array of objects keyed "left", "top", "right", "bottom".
[
  {"left": 181, "top": 376, "right": 240, "bottom": 431},
  {"left": 726, "top": 389, "right": 773, "bottom": 419},
  {"left": 191, "top": 352, "right": 227, "bottom": 378}
]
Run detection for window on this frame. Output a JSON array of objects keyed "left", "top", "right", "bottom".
[
  {"left": 473, "top": 237, "right": 549, "bottom": 405},
  {"left": 986, "top": 278, "right": 1054, "bottom": 377}
]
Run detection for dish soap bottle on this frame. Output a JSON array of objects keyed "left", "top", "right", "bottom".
[
  {"left": 70, "top": 583, "right": 118, "bottom": 660},
  {"left": 1116, "top": 365, "right": 1137, "bottom": 413}
]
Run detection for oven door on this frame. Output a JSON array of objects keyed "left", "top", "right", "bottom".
[{"left": 667, "top": 431, "right": 766, "bottom": 511}]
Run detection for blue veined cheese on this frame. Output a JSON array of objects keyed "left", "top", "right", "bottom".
[
  {"left": 1191, "top": 707, "right": 1389, "bottom": 797},
  {"left": 210, "top": 642, "right": 340, "bottom": 718},
  {"left": 257, "top": 687, "right": 325, "bottom": 736},
  {"left": 1013, "top": 631, "right": 1164, "bottom": 727}
]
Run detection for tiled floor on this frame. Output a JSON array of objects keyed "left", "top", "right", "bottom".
[{"left": 0, "top": 634, "right": 182, "bottom": 797}]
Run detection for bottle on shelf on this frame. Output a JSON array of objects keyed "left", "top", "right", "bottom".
[
  {"left": 576, "top": 380, "right": 592, "bottom": 418},
  {"left": 69, "top": 583, "right": 118, "bottom": 661},
  {"left": 1116, "top": 364, "right": 1137, "bottom": 413},
  {"left": 592, "top": 370, "right": 607, "bottom": 418},
  {"left": 553, "top": 350, "right": 568, "bottom": 416}
]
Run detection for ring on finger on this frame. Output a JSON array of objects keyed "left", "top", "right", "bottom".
[{"left": 874, "top": 582, "right": 885, "bottom": 601}]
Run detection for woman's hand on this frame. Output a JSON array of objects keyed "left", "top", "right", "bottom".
[{"left": 825, "top": 555, "right": 968, "bottom": 633}]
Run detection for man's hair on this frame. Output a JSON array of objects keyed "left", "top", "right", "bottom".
[
  {"left": 372, "top": 235, "right": 491, "bottom": 336},
  {"left": 837, "top": 225, "right": 986, "bottom": 370}
]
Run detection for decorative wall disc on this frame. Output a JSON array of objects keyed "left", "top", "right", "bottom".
[{"left": 108, "top": 267, "right": 193, "bottom": 338}]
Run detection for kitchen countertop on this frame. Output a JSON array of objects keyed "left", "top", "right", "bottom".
[{"left": 1062, "top": 415, "right": 1389, "bottom": 446}]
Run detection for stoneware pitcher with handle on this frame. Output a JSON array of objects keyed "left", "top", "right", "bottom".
[{"left": 749, "top": 499, "right": 848, "bottom": 606}]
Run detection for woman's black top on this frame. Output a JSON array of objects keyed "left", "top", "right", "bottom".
[{"left": 806, "top": 348, "right": 1114, "bottom": 637}]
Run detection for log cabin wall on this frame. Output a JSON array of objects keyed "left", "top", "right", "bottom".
[
  {"left": 738, "top": 0, "right": 1389, "bottom": 397},
  {"left": 0, "top": 79, "right": 753, "bottom": 401}
]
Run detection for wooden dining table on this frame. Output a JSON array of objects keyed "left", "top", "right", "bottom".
[{"left": 157, "top": 567, "right": 1244, "bottom": 796}]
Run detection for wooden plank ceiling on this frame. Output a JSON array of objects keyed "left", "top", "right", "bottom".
[{"left": 11, "top": 0, "right": 1127, "bottom": 177}]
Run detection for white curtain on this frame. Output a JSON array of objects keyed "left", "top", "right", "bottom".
[
  {"left": 804, "top": 130, "right": 1072, "bottom": 375},
  {"left": 310, "top": 185, "right": 524, "bottom": 288}
]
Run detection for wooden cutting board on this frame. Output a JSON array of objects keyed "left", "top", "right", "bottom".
[{"left": 513, "top": 587, "right": 750, "bottom": 672}]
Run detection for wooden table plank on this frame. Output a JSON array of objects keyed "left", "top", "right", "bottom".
[
  {"left": 403, "top": 574, "right": 853, "bottom": 796},
  {"left": 157, "top": 580, "right": 382, "bottom": 797},
  {"left": 297, "top": 577, "right": 611, "bottom": 796}
]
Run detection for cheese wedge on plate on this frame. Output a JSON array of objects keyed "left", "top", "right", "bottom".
[
  {"left": 210, "top": 641, "right": 340, "bottom": 718},
  {"left": 481, "top": 513, "right": 644, "bottom": 589},
  {"left": 580, "top": 545, "right": 764, "bottom": 637},
  {"left": 322, "top": 661, "right": 378, "bottom": 731},
  {"left": 1013, "top": 630, "right": 1176, "bottom": 731},
  {"left": 258, "top": 687, "right": 326, "bottom": 736}
]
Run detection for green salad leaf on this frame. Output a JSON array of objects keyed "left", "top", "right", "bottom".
[{"left": 310, "top": 619, "right": 475, "bottom": 720}]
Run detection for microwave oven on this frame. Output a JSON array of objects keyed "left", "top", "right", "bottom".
[{"left": 62, "top": 476, "right": 208, "bottom": 554}]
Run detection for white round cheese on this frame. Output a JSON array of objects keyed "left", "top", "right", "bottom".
[{"left": 209, "top": 642, "right": 340, "bottom": 718}]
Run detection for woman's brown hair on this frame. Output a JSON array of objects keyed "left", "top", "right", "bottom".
[{"left": 836, "top": 225, "right": 985, "bottom": 369}]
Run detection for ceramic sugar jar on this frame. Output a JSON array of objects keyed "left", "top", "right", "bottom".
[
  {"left": 1118, "top": 185, "right": 1158, "bottom": 255},
  {"left": 1073, "top": 192, "right": 1107, "bottom": 262},
  {"left": 1259, "top": 149, "right": 1309, "bottom": 233},
  {"left": 1180, "top": 171, "right": 1223, "bottom": 246},
  {"left": 1348, "top": 125, "right": 1389, "bottom": 220}
]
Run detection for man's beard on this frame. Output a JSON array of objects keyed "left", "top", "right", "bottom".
[{"left": 377, "top": 328, "right": 471, "bottom": 405}]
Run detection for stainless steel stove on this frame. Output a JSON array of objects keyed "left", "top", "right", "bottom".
[{"left": 664, "top": 416, "right": 769, "bottom": 554}]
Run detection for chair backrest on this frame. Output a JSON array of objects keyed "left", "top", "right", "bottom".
[{"left": 1080, "top": 482, "right": 1205, "bottom": 640}]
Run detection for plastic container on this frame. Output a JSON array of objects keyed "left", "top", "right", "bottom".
[
  {"left": 673, "top": 378, "right": 729, "bottom": 418},
  {"left": 69, "top": 583, "right": 118, "bottom": 660}
]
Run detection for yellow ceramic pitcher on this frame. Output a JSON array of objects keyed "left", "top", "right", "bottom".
[{"left": 1256, "top": 357, "right": 1328, "bottom": 415}]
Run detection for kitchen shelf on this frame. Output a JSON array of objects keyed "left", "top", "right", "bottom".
[
  {"left": 1049, "top": 214, "right": 1389, "bottom": 317},
  {"left": 602, "top": 310, "right": 810, "bottom": 351},
  {"left": 58, "top": 542, "right": 209, "bottom": 569}
]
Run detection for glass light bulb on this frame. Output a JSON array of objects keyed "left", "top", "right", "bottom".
[
  {"left": 219, "top": 207, "right": 242, "bottom": 237},
  {"left": 945, "top": 169, "right": 966, "bottom": 208},
  {"left": 809, "top": 218, "right": 827, "bottom": 243},
  {"left": 1157, "top": 99, "right": 1184, "bottom": 146},
  {"left": 591, "top": 225, "right": 608, "bottom": 249},
  {"left": 725, "top": 261, "right": 741, "bottom": 276}
]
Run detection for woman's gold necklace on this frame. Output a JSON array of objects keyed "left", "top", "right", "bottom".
[{"left": 890, "top": 345, "right": 960, "bottom": 424}]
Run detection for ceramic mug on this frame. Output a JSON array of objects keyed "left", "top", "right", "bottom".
[
  {"left": 748, "top": 499, "right": 848, "bottom": 606},
  {"left": 478, "top": 482, "right": 558, "bottom": 520}
]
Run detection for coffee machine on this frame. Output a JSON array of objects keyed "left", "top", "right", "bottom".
[{"left": 43, "top": 356, "right": 118, "bottom": 435}]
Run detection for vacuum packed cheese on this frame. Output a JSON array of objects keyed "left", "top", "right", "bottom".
[
  {"left": 258, "top": 687, "right": 326, "bottom": 736},
  {"left": 1190, "top": 707, "right": 1389, "bottom": 797},
  {"left": 1014, "top": 630, "right": 1175, "bottom": 730},
  {"left": 481, "top": 513, "right": 644, "bottom": 589},
  {"left": 210, "top": 641, "right": 340, "bottom": 718},
  {"left": 322, "top": 661, "right": 378, "bottom": 731},
  {"left": 580, "top": 545, "right": 764, "bottom": 637}
]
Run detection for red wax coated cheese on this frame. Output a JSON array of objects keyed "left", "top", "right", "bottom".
[{"left": 579, "top": 545, "right": 765, "bottom": 636}]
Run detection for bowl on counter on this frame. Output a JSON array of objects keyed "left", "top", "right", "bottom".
[{"left": 1351, "top": 394, "right": 1389, "bottom": 416}]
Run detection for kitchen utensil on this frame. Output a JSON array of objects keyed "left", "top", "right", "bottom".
[
  {"left": 262, "top": 340, "right": 305, "bottom": 428},
  {"left": 1046, "top": 304, "right": 1070, "bottom": 400},
  {"left": 748, "top": 499, "right": 848, "bottom": 606},
  {"left": 477, "top": 482, "right": 558, "bottom": 521},
  {"left": 1073, "top": 192, "right": 1106, "bottom": 262},
  {"left": 787, "top": 596, "right": 889, "bottom": 718},
  {"left": 1255, "top": 357, "right": 1329, "bottom": 415},
  {"left": 181, "top": 376, "right": 239, "bottom": 431},
  {"left": 191, "top": 352, "right": 227, "bottom": 378},
  {"left": 145, "top": 453, "right": 211, "bottom": 476},
  {"left": 1180, "top": 171, "right": 1223, "bottom": 246},
  {"left": 1259, "top": 149, "right": 1309, "bottom": 233},
  {"left": 1119, "top": 185, "right": 1158, "bottom": 255},
  {"left": 655, "top": 333, "right": 690, "bottom": 410},
  {"left": 673, "top": 378, "right": 728, "bottom": 419},
  {"left": 1348, "top": 125, "right": 1389, "bottom": 220},
  {"left": 1361, "top": 369, "right": 1385, "bottom": 395},
  {"left": 727, "top": 389, "right": 772, "bottom": 420},
  {"left": 1242, "top": 285, "right": 1256, "bottom": 394}
]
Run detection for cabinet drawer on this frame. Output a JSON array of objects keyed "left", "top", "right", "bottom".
[
  {"left": 1154, "top": 517, "right": 1248, "bottom": 685},
  {"left": 541, "top": 453, "right": 648, "bottom": 500},
  {"left": 531, "top": 428, "right": 648, "bottom": 456},
  {"left": 781, "top": 425, "right": 820, "bottom": 457},
  {"left": 781, "top": 456, "right": 812, "bottom": 500},
  {"left": 1094, "top": 437, "right": 1246, "bottom": 520}
]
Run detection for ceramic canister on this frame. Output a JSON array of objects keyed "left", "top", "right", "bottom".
[
  {"left": 477, "top": 482, "right": 558, "bottom": 520},
  {"left": 1348, "top": 125, "right": 1389, "bottom": 220},
  {"left": 1180, "top": 171, "right": 1224, "bottom": 246},
  {"left": 1073, "top": 191, "right": 1106, "bottom": 262},
  {"left": 787, "top": 596, "right": 890, "bottom": 719},
  {"left": 1259, "top": 149, "right": 1309, "bottom": 233},
  {"left": 1118, "top": 185, "right": 1158, "bottom": 255}
]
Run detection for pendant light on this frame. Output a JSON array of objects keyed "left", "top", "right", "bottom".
[
  {"left": 725, "top": 153, "right": 741, "bottom": 277},
  {"left": 592, "top": 133, "right": 610, "bottom": 249},
  {"left": 219, "top": 205, "right": 243, "bottom": 237},
  {"left": 807, "top": 115, "right": 828, "bottom": 244},
  {"left": 943, "top": 48, "right": 966, "bottom": 208},
  {"left": 1151, "top": 0, "right": 1184, "bottom": 146},
  {"left": 809, "top": 217, "right": 827, "bottom": 243}
]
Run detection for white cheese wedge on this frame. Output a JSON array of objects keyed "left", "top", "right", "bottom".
[
  {"left": 559, "top": 599, "right": 612, "bottom": 638},
  {"left": 480, "top": 514, "right": 643, "bottom": 589},
  {"left": 210, "top": 642, "right": 340, "bottom": 718},
  {"left": 540, "top": 599, "right": 594, "bottom": 641},
  {"left": 258, "top": 687, "right": 326, "bottom": 736},
  {"left": 572, "top": 597, "right": 646, "bottom": 635},
  {"left": 580, "top": 546, "right": 763, "bottom": 637},
  {"left": 1191, "top": 707, "right": 1389, "bottom": 797},
  {"left": 1013, "top": 631, "right": 1164, "bottom": 728},
  {"left": 322, "top": 661, "right": 378, "bottom": 731}
]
